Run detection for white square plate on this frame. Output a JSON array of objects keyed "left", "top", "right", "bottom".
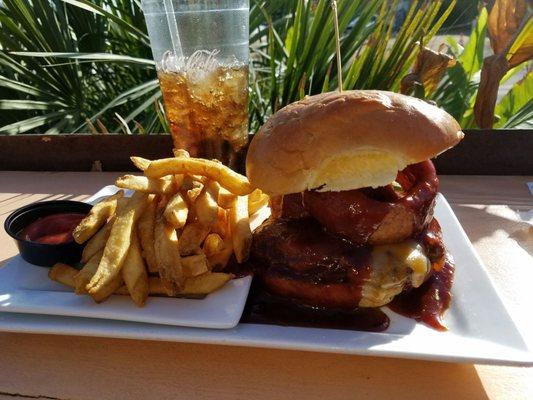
[
  {"left": 0, "top": 189, "right": 531, "bottom": 365},
  {"left": 0, "top": 186, "right": 257, "bottom": 329}
]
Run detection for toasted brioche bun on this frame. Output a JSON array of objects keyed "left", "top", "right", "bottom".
[{"left": 246, "top": 90, "right": 463, "bottom": 196}]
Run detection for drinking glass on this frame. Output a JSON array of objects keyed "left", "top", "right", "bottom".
[{"left": 141, "top": 0, "right": 249, "bottom": 168}]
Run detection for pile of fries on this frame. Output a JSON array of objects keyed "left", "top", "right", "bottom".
[{"left": 48, "top": 149, "right": 269, "bottom": 307}]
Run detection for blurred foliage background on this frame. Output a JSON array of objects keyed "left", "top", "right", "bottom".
[{"left": 0, "top": 0, "right": 531, "bottom": 135}]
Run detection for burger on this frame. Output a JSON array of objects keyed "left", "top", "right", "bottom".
[{"left": 245, "top": 90, "right": 463, "bottom": 330}]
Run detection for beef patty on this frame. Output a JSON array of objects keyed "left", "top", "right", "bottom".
[{"left": 250, "top": 218, "right": 444, "bottom": 308}]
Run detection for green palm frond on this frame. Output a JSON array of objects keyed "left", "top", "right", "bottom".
[
  {"left": 1, "top": 0, "right": 528, "bottom": 135},
  {"left": 0, "top": 0, "right": 160, "bottom": 134},
  {"left": 249, "top": 0, "right": 455, "bottom": 131},
  {"left": 495, "top": 71, "right": 533, "bottom": 129}
]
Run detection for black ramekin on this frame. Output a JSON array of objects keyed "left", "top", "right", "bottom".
[{"left": 4, "top": 200, "right": 92, "bottom": 267}]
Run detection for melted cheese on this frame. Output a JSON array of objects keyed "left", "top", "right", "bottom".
[
  {"left": 381, "top": 241, "right": 429, "bottom": 285},
  {"left": 310, "top": 151, "right": 406, "bottom": 191},
  {"left": 359, "top": 240, "right": 431, "bottom": 308}
]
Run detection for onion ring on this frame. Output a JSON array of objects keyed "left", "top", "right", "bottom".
[{"left": 303, "top": 160, "right": 439, "bottom": 245}]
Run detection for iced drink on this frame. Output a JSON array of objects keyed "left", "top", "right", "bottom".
[{"left": 142, "top": 0, "right": 249, "bottom": 168}]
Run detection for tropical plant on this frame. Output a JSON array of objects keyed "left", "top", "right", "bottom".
[
  {"left": 0, "top": 0, "right": 161, "bottom": 135},
  {"left": 248, "top": 0, "right": 456, "bottom": 131},
  {"left": 0, "top": 0, "right": 531, "bottom": 135},
  {"left": 426, "top": 1, "right": 532, "bottom": 129}
]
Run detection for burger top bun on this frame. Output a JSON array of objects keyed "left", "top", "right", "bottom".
[{"left": 246, "top": 90, "right": 463, "bottom": 196}]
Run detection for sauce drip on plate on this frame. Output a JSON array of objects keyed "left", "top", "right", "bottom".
[
  {"left": 241, "top": 282, "right": 390, "bottom": 332},
  {"left": 237, "top": 259, "right": 454, "bottom": 332}
]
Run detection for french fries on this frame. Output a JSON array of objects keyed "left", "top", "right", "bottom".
[
  {"left": 90, "top": 274, "right": 124, "bottom": 303},
  {"left": 86, "top": 192, "right": 148, "bottom": 295},
  {"left": 178, "top": 221, "right": 210, "bottom": 255},
  {"left": 137, "top": 195, "right": 158, "bottom": 273},
  {"left": 173, "top": 148, "right": 190, "bottom": 158},
  {"left": 52, "top": 264, "right": 232, "bottom": 298},
  {"left": 186, "top": 185, "right": 203, "bottom": 203},
  {"left": 115, "top": 175, "right": 174, "bottom": 194},
  {"left": 195, "top": 187, "right": 218, "bottom": 227},
  {"left": 164, "top": 192, "right": 188, "bottom": 229},
  {"left": 229, "top": 196, "right": 252, "bottom": 263},
  {"left": 206, "top": 242, "right": 233, "bottom": 271},
  {"left": 180, "top": 272, "right": 232, "bottom": 295},
  {"left": 248, "top": 189, "right": 269, "bottom": 216},
  {"left": 130, "top": 156, "right": 151, "bottom": 171},
  {"left": 145, "top": 157, "right": 254, "bottom": 195},
  {"left": 216, "top": 186, "right": 237, "bottom": 209},
  {"left": 122, "top": 230, "right": 149, "bottom": 306},
  {"left": 206, "top": 180, "right": 236, "bottom": 209},
  {"left": 248, "top": 195, "right": 269, "bottom": 216},
  {"left": 203, "top": 233, "right": 225, "bottom": 256},
  {"left": 203, "top": 233, "right": 232, "bottom": 270},
  {"left": 69, "top": 249, "right": 123, "bottom": 303},
  {"left": 81, "top": 216, "right": 114, "bottom": 264},
  {"left": 73, "top": 191, "right": 123, "bottom": 244},
  {"left": 212, "top": 208, "right": 230, "bottom": 238},
  {"left": 49, "top": 263, "right": 78, "bottom": 288},
  {"left": 74, "top": 249, "right": 103, "bottom": 294},
  {"left": 181, "top": 254, "right": 210, "bottom": 277},
  {"left": 54, "top": 149, "right": 266, "bottom": 306},
  {"left": 154, "top": 210, "right": 184, "bottom": 295}
]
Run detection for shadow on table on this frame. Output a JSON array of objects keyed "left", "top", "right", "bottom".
[
  {"left": 0, "top": 171, "right": 121, "bottom": 197},
  {"left": 452, "top": 204, "right": 532, "bottom": 255},
  {"left": 0, "top": 333, "right": 491, "bottom": 400},
  {"left": 0, "top": 193, "right": 82, "bottom": 217}
]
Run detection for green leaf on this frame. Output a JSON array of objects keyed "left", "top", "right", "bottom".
[
  {"left": 501, "top": 64, "right": 529, "bottom": 85},
  {"left": 495, "top": 71, "right": 533, "bottom": 128},
  {"left": 60, "top": 0, "right": 150, "bottom": 46},
  {"left": 507, "top": 15, "right": 533, "bottom": 67},
  {"left": 0, "top": 99, "right": 67, "bottom": 110},
  {"left": 4, "top": 0, "right": 507, "bottom": 135},
  {"left": 115, "top": 112, "right": 132, "bottom": 135},
  {"left": 74, "top": 79, "right": 160, "bottom": 131},
  {"left": 154, "top": 99, "right": 169, "bottom": 134},
  {"left": 501, "top": 101, "right": 533, "bottom": 129},
  {"left": 0, "top": 111, "right": 66, "bottom": 135},
  {"left": 44, "top": 117, "right": 74, "bottom": 135},
  {"left": 459, "top": 7, "right": 488, "bottom": 80},
  {"left": 10, "top": 52, "right": 155, "bottom": 65},
  {"left": 0, "top": 76, "right": 45, "bottom": 96},
  {"left": 0, "top": 0, "right": 160, "bottom": 134},
  {"left": 121, "top": 91, "right": 162, "bottom": 126},
  {"left": 445, "top": 35, "right": 463, "bottom": 57}
]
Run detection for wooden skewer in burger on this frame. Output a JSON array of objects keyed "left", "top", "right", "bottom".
[{"left": 245, "top": 90, "right": 463, "bottom": 331}]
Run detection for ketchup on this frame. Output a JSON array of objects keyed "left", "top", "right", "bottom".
[{"left": 19, "top": 213, "right": 85, "bottom": 245}]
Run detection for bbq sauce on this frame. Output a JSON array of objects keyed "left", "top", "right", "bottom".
[
  {"left": 398, "top": 161, "right": 440, "bottom": 232},
  {"left": 250, "top": 218, "right": 374, "bottom": 308},
  {"left": 241, "top": 281, "right": 390, "bottom": 332},
  {"left": 302, "top": 160, "right": 439, "bottom": 245},
  {"left": 234, "top": 262, "right": 391, "bottom": 332},
  {"left": 389, "top": 258, "right": 454, "bottom": 331},
  {"left": 232, "top": 218, "right": 454, "bottom": 332},
  {"left": 237, "top": 260, "right": 453, "bottom": 332}
]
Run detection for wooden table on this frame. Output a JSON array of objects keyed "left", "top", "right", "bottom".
[{"left": 0, "top": 172, "right": 531, "bottom": 400}]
